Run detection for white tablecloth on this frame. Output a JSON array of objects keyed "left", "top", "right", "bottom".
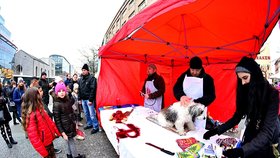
[{"left": 100, "top": 106, "right": 229, "bottom": 158}]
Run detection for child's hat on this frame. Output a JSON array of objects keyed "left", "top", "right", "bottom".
[{"left": 55, "top": 82, "right": 67, "bottom": 95}]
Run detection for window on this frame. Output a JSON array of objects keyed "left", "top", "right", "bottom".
[
  {"left": 129, "top": 0, "right": 134, "bottom": 9},
  {"left": 138, "top": 0, "right": 146, "bottom": 11},
  {"left": 122, "top": 20, "right": 127, "bottom": 26},
  {"left": 129, "top": 11, "right": 135, "bottom": 19}
]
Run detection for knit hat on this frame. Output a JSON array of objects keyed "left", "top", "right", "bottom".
[
  {"left": 18, "top": 77, "right": 24, "bottom": 84},
  {"left": 190, "top": 56, "right": 202, "bottom": 69},
  {"left": 82, "top": 64, "right": 89, "bottom": 71},
  {"left": 73, "top": 83, "right": 79, "bottom": 90},
  {"left": 148, "top": 64, "right": 157, "bottom": 70},
  {"left": 55, "top": 76, "right": 63, "bottom": 83},
  {"left": 55, "top": 82, "right": 67, "bottom": 94}
]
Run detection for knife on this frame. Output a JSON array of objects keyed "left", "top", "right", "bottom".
[{"left": 145, "top": 142, "right": 175, "bottom": 156}]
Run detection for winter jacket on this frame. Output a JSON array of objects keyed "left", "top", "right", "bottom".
[
  {"left": 78, "top": 74, "right": 97, "bottom": 102},
  {"left": 26, "top": 109, "right": 61, "bottom": 157},
  {"left": 173, "top": 68, "right": 216, "bottom": 107},
  {"left": 53, "top": 97, "right": 76, "bottom": 138},
  {"left": 12, "top": 87, "right": 24, "bottom": 107},
  {"left": 0, "top": 96, "right": 12, "bottom": 125},
  {"left": 39, "top": 79, "right": 51, "bottom": 105},
  {"left": 68, "top": 79, "right": 78, "bottom": 92},
  {"left": 217, "top": 82, "right": 280, "bottom": 158}
]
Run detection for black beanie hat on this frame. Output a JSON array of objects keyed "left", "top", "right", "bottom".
[
  {"left": 190, "top": 56, "right": 202, "bottom": 69},
  {"left": 82, "top": 64, "right": 89, "bottom": 71}
]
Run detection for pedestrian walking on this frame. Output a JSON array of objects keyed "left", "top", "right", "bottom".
[{"left": 0, "top": 83, "right": 18, "bottom": 148}]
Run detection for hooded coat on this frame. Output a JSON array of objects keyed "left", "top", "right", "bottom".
[{"left": 217, "top": 56, "right": 280, "bottom": 158}]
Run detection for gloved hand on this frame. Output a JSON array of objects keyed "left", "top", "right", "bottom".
[
  {"left": 223, "top": 148, "right": 244, "bottom": 158},
  {"left": 203, "top": 128, "right": 218, "bottom": 140}
]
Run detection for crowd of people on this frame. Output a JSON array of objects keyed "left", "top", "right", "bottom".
[
  {"left": 0, "top": 63, "right": 98, "bottom": 158},
  {"left": 0, "top": 56, "right": 280, "bottom": 158}
]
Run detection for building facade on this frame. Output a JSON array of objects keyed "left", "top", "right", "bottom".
[
  {"left": 0, "top": 15, "right": 17, "bottom": 69},
  {"left": 41, "top": 57, "right": 56, "bottom": 78},
  {"left": 0, "top": 14, "right": 17, "bottom": 84},
  {"left": 49, "top": 54, "right": 71, "bottom": 76},
  {"left": 14, "top": 50, "right": 52, "bottom": 78},
  {"left": 102, "top": 0, "right": 156, "bottom": 45}
]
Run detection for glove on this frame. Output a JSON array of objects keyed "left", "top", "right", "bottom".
[
  {"left": 203, "top": 128, "right": 218, "bottom": 140},
  {"left": 223, "top": 148, "right": 244, "bottom": 158}
]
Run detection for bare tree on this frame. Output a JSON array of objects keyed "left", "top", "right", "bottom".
[{"left": 79, "top": 47, "right": 99, "bottom": 75}]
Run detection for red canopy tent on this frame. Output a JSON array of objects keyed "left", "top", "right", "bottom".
[{"left": 97, "top": 0, "right": 280, "bottom": 122}]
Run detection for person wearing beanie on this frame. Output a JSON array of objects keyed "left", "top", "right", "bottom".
[
  {"left": 173, "top": 56, "right": 216, "bottom": 130},
  {"left": 140, "top": 63, "right": 165, "bottom": 112},
  {"left": 203, "top": 56, "right": 280, "bottom": 158},
  {"left": 78, "top": 63, "right": 99, "bottom": 134},
  {"left": 53, "top": 82, "right": 85, "bottom": 158},
  {"left": 82, "top": 64, "right": 89, "bottom": 71}
]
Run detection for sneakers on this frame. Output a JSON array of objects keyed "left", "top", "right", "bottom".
[
  {"left": 54, "top": 148, "right": 62, "bottom": 154},
  {"left": 90, "top": 128, "right": 99, "bottom": 134},
  {"left": 83, "top": 125, "right": 93, "bottom": 130},
  {"left": 75, "top": 129, "right": 85, "bottom": 140}
]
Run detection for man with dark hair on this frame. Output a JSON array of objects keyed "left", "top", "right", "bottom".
[
  {"left": 141, "top": 64, "right": 165, "bottom": 112},
  {"left": 78, "top": 64, "right": 99, "bottom": 134},
  {"left": 64, "top": 73, "right": 71, "bottom": 87},
  {"left": 173, "top": 56, "right": 216, "bottom": 129}
]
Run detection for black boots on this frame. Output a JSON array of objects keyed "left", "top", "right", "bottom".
[
  {"left": 75, "top": 154, "right": 86, "bottom": 158},
  {"left": 6, "top": 141, "right": 12, "bottom": 148},
  {"left": 5, "top": 137, "right": 17, "bottom": 148},
  {"left": 67, "top": 154, "right": 73, "bottom": 158},
  {"left": 10, "top": 137, "right": 18, "bottom": 144}
]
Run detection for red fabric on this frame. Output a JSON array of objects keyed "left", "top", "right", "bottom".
[
  {"left": 97, "top": 0, "right": 279, "bottom": 122},
  {"left": 27, "top": 109, "right": 61, "bottom": 157},
  {"left": 97, "top": 59, "right": 236, "bottom": 122},
  {"left": 100, "top": 0, "right": 279, "bottom": 65}
]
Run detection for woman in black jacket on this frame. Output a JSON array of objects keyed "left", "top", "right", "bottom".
[
  {"left": 0, "top": 83, "right": 17, "bottom": 148},
  {"left": 203, "top": 56, "right": 280, "bottom": 158}
]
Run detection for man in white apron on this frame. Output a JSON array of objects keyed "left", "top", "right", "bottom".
[
  {"left": 173, "top": 56, "right": 216, "bottom": 130},
  {"left": 141, "top": 64, "right": 165, "bottom": 112}
]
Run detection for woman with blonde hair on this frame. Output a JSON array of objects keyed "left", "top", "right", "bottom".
[{"left": 22, "top": 87, "right": 61, "bottom": 158}]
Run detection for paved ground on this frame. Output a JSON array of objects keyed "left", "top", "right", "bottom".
[
  {"left": 0, "top": 118, "right": 119, "bottom": 158},
  {"left": 0, "top": 113, "right": 245, "bottom": 158}
]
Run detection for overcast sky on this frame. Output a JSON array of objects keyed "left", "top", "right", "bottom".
[{"left": 0, "top": 0, "right": 124, "bottom": 69}]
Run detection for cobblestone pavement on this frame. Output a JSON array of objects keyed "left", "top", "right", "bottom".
[{"left": 0, "top": 119, "right": 118, "bottom": 158}]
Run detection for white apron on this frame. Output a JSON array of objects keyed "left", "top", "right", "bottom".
[
  {"left": 183, "top": 75, "right": 207, "bottom": 130},
  {"left": 144, "top": 80, "right": 163, "bottom": 112}
]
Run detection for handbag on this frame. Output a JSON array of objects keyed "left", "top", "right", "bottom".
[
  {"left": 0, "top": 110, "right": 5, "bottom": 121},
  {"left": 9, "top": 101, "right": 15, "bottom": 107}
]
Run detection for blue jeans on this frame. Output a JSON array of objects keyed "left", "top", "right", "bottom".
[
  {"left": 82, "top": 100, "right": 99, "bottom": 129},
  {"left": 16, "top": 103, "right": 21, "bottom": 117}
]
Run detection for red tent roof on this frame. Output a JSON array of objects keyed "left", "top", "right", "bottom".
[{"left": 99, "top": 0, "right": 280, "bottom": 66}]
